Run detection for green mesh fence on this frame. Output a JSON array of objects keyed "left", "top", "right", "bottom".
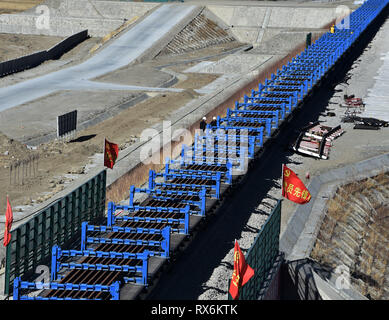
[
  {"left": 3, "top": 170, "right": 106, "bottom": 296},
  {"left": 228, "top": 200, "right": 281, "bottom": 300}
]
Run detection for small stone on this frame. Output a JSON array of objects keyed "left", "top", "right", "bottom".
[
  {"left": 68, "top": 166, "right": 85, "bottom": 174},
  {"left": 53, "top": 185, "right": 64, "bottom": 193}
]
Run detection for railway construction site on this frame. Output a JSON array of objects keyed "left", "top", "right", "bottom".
[{"left": 0, "top": 0, "right": 388, "bottom": 302}]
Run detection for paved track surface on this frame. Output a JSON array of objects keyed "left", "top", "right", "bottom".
[{"left": 0, "top": 4, "right": 196, "bottom": 112}]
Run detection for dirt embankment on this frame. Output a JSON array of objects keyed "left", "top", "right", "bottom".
[
  {"left": 0, "top": 0, "right": 43, "bottom": 14},
  {"left": 311, "top": 172, "right": 389, "bottom": 300},
  {"left": 0, "top": 87, "right": 206, "bottom": 214},
  {"left": 0, "top": 34, "right": 64, "bottom": 62}
]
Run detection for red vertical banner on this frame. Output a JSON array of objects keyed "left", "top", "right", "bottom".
[
  {"left": 104, "top": 138, "right": 119, "bottom": 169},
  {"left": 229, "top": 240, "right": 254, "bottom": 300},
  {"left": 3, "top": 196, "right": 13, "bottom": 247},
  {"left": 282, "top": 164, "right": 311, "bottom": 204}
]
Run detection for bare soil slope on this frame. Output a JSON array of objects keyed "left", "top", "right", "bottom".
[
  {"left": 0, "top": 0, "right": 43, "bottom": 14},
  {"left": 311, "top": 173, "right": 389, "bottom": 299}
]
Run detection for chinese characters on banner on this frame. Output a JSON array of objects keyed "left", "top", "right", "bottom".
[
  {"left": 229, "top": 240, "right": 254, "bottom": 300},
  {"left": 282, "top": 164, "right": 311, "bottom": 204}
]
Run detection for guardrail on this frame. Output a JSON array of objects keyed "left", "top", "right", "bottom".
[
  {"left": 129, "top": 186, "right": 207, "bottom": 216},
  {"left": 150, "top": 167, "right": 222, "bottom": 200},
  {"left": 13, "top": 277, "right": 120, "bottom": 300},
  {"left": 50, "top": 245, "right": 150, "bottom": 285}
]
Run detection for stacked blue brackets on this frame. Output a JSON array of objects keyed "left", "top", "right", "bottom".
[
  {"left": 13, "top": 224, "right": 161, "bottom": 299},
  {"left": 13, "top": 0, "right": 388, "bottom": 300}
]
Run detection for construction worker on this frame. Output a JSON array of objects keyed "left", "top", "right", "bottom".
[
  {"left": 199, "top": 116, "right": 207, "bottom": 132},
  {"left": 206, "top": 116, "right": 217, "bottom": 133}
]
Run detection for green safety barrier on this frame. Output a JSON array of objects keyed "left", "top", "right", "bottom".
[
  {"left": 306, "top": 32, "right": 312, "bottom": 49},
  {"left": 228, "top": 200, "right": 281, "bottom": 300},
  {"left": 3, "top": 170, "right": 107, "bottom": 296}
]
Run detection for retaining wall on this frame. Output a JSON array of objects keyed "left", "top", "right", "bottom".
[
  {"left": 207, "top": 5, "right": 342, "bottom": 44},
  {"left": 0, "top": 0, "right": 158, "bottom": 37}
]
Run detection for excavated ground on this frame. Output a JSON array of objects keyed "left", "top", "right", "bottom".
[
  {"left": 0, "top": 40, "right": 243, "bottom": 214},
  {"left": 0, "top": 33, "right": 63, "bottom": 61},
  {"left": 311, "top": 172, "right": 389, "bottom": 300}
]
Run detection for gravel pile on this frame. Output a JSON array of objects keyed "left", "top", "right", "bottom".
[{"left": 198, "top": 184, "right": 280, "bottom": 300}]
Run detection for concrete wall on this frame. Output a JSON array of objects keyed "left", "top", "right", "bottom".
[
  {"left": 254, "top": 31, "right": 324, "bottom": 54},
  {"left": 0, "top": 14, "right": 123, "bottom": 37},
  {"left": 0, "top": 0, "right": 158, "bottom": 37},
  {"left": 23, "top": 0, "right": 158, "bottom": 19},
  {"left": 280, "top": 152, "right": 389, "bottom": 262},
  {"left": 207, "top": 5, "right": 339, "bottom": 44}
]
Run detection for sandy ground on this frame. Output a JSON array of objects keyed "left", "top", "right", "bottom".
[
  {"left": 0, "top": 33, "right": 64, "bottom": 61},
  {"left": 0, "top": 36, "right": 103, "bottom": 88},
  {"left": 0, "top": 88, "right": 206, "bottom": 214},
  {"left": 311, "top": 173, "right": 389, "bottom": 300}
]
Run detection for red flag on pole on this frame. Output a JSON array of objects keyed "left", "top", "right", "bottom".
[
  {"left": 3, "top": 196, "right": 13, "bottom": 247},
  {"left": 282, "top": 164, "right": 311, "bottom": 204},
  {"left": 104, "top": 138, "right": 119, "bottom": 169},
  {"left": 229, "top": 240, "right": 254, "bottom": 300}
]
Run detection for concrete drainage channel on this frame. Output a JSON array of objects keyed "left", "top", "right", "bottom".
[
  {"left": 281, "top": 155, "right": 389, "bottom": 262},
  {"left": 3, "top": 0, "right": 389, "bottom": 300},
  {"left": 280, "top": 153, "right": 389, "bottom": 300}
]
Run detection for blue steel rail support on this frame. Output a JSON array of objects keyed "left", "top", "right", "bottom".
[
  {"left": 164, "top": 157, "right": 233, "bottom": 184},
  {"left": 106, "top": 201, "right": 190, "bottom": 235},
  {"left": 149, "top": 168, "right": 222, "bottom": 200},
  {"left": 50, "top": 245, "right": 150, "bottom": 285},
  {"left": 13, "top": 277, "right": 120, "bottom": 300},
  {"left": 181, "top": 142, "right": 249, "bottom": 172},
  {"left": 194, "top": 133, "right": 256, "bottom": 159},
  {"left": 217, "top": 115, "right": 273, "bottom": 138},
  {"left": 203, "top": 128, "right": 262, "bottom": 149},
  {"left": 228, "top": 106, "right": 281, "bottom": 123},
  {"left": 204, "top": 125, "right": 264, "bottom": 147},
  {"left": 129, "top": 185, "right": 207, "bottom": 216},
  {"left": 80, "top": 221, "right": 171, "bottom": 258}
]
